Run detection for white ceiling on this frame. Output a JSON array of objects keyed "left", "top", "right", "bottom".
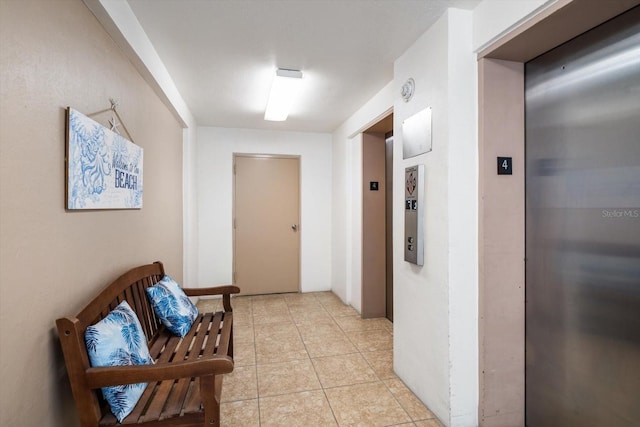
[{"left": 127, "top": 0, "right": 480, "bottom": 132}]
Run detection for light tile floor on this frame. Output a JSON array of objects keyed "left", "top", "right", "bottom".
[{"left": 197, "top": 292, "right": 444, "bottom": 427}]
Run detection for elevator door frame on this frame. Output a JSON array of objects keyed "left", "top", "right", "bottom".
[{"left": 361, "top": 113, "right": 394, "bottom": 320}]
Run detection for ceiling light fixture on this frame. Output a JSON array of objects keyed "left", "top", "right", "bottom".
[{"left": 264, "top": 68, "right": 303, "bottom": 121}]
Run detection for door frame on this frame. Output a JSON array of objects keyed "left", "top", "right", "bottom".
[
  {"left": 232, "top": 153, "right": 302, "bottom": 293},
  {"left": 477, "top": 0, "right": 639, "bottom": 425}
]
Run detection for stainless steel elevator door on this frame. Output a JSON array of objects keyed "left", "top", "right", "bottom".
[{"left": 525, "top": 7, "right": 640, "bottom": 427}]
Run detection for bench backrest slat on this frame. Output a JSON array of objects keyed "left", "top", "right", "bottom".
[{"left": 77, "top": 262, "right": 165, "bottom": 338}]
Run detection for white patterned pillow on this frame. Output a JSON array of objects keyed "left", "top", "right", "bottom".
[
  {"left": 84, "top": 301, "right": 153, "bottom": 423},
  {"left": 146, "top": 275, "right": 199, "bottom": 338}
]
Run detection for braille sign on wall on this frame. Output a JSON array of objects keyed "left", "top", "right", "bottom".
[{"left": 497, "top": 157, "right": 513, "bottom": 175}]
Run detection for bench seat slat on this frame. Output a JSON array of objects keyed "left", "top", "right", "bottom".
[
  {"left": 203, "top": 312, "right": 224, "bottom": 356},
  {"left": 188, "top": 313, "right": 215, "bottom": 361},
  {"left": 139, "top": 379, "right": 176, "bottom": 423},
  {"left": 145, "top": 313, "right": 214, "bottom": 420},
  {"left": 121, "top": 378, "right": 158, "bottom": 423},
  {"left": 148, "top": 331, "right": 174, "bottom": 360},
  {"left": 161, "top": 377, "right": 193, "bottom": 418},
  {"left": 217, "top": 314, "right": 233, "bottom": 357},
  {"left": 183, "top": 378, "right": 202, "bottom": 414},
  {"left": 162, "top": 314, "right": 216, "bottom": 416},
  {"left": 102, "top": 411, "right": 205, "bottom": 427},
  {"left": 141, "top": 317, "right": 204, "bottom": 421}
]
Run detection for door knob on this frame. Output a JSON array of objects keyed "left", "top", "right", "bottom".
[{"left": 292, "top": 224, "right": 298, "bottom": 231}]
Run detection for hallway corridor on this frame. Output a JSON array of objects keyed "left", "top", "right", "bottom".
[{"left": 197, "top": 292, "right": 442, "bottom": 427}]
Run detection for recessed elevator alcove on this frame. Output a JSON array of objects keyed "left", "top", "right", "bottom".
[{"left": 362, "top": 113, "right": 394, "bottom": 320}]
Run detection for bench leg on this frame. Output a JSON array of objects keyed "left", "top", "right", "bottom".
[{"left": 200, "top": 375, "right": 220, "bottom": 427}]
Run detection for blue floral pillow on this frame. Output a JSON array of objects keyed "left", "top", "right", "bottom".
[
  {"left": 85, "top": 301, "right": 153, "bottom": 423},
  {"left": 146, "top": 275, "right": 199, "bottom": 338}
]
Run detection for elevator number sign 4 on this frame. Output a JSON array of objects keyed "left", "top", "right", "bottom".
[{"left": 498, "top": 157, "right": 513, "bottom": 175}]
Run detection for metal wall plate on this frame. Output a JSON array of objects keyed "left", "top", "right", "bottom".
[{"left": 402, "top": 107, "right": 432, "bottom": 159}]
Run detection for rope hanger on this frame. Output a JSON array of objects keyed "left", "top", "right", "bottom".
[{"left": 86, "top": 98, "right": 135, "bottom": 143}]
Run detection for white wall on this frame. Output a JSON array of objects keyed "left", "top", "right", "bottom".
[
  {"left": 196, "top": 127, "right": 332, "bottom": 292},
  {"left": 393, "top": 11, "right": 452, "bottom": 423},
  {"left": 447, "top": 10, "right": 479, "bottom": 427},
  {"left": 392, "top": 9, "right": 478, "bottom": 427},
  {"left": 183, "top": 126, "right": 199, "bottom": 287},
  {"left": 331, "top": 10, "right": 479, "bottom": 426}
]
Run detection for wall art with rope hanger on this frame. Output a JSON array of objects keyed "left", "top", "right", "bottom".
[{"left": 65, "top": 99, "right": 143, "bottom": 210}]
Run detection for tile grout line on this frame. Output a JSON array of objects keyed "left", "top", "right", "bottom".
[
  {"left": 321, "top": 294, "right": 390, "bottom": 427},
  {"left": 323, "top": 294, "right": 417, "bottom": 426},
  {"left": 249, "top": 296, "right": 262, "bottom": 427},
  {"left": 314, "top": 293, "right": 349, "bottom": 427},
  {"left": 287, "top": 293, "right": 342, "bottom": 427},
  {"left": 380, "top": 377, "right": 418, "bottom": 423}
]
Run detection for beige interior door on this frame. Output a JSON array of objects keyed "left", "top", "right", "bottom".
[{"left": 233, "top": 155, "right": 300, "bottom": 295}]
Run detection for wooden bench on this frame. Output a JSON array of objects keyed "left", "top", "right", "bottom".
[{"left": 56, "top": 261, "right": 240, "bottom": 427}]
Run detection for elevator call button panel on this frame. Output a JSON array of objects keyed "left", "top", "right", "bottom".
[{"left": 404, "top": 165, "right": 424, "bottom": 266}]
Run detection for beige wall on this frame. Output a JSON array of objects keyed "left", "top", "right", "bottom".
[
  {"left": 477, "top": 58, "right": 525, "bottom": 426},
  {"left": 0, "top": 1, "right": 184, "bottom": 426}
]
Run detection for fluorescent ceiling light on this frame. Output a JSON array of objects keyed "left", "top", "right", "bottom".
[{"left": 264, "top": 68, "right": 303, "bottom": 121}]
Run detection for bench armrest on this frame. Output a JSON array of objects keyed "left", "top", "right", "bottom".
[
  {"left": 85, "top": 355, "right": 234, "bottom": 388},
  {"left": 182, "top": 285, "right": 240, "bottom": 297},
  {"left": 183, "top": 285, "right": 240, "bottom": 311}
]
